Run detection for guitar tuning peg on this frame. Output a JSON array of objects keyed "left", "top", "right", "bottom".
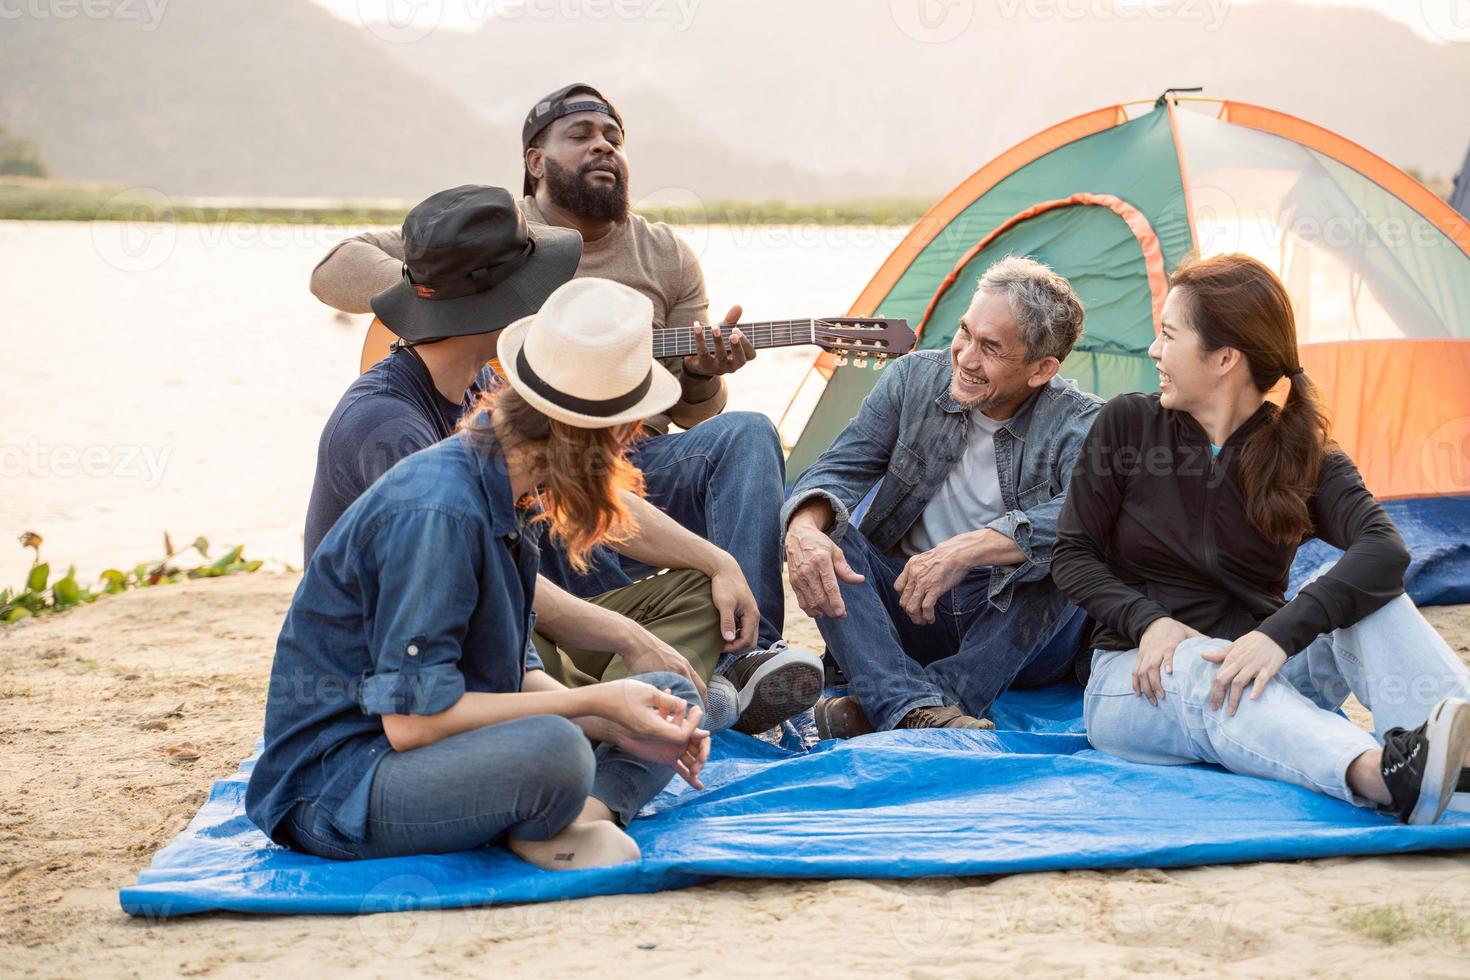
[
  {"left": 855, "top": 356, "right": 869, "bottom": 368},
  {"left": 835, "top": 354, "right": 849, "bottom": 367},
  {"left": 873, "top": 357, "right": 886, "bottom": 370}
]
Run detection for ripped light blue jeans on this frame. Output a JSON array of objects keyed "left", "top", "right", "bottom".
[{"left": 1084, "top": 593, "right": 1470, "bottom": 805}]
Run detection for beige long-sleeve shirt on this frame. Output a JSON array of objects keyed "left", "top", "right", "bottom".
[{"left": 309, "top": 197, "right": 727, "bottom": 433}]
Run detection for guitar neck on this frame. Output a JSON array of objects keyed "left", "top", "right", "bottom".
[{"left": 652, "top": 320, "right": 817, "bottom": 360}]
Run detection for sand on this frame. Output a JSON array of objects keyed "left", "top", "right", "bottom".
[{"left": 6, "top": 574, "right": 1470, "bottom": 977}]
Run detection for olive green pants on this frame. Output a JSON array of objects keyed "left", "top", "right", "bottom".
[{"left": 532, "top": 568, "right": 724, "bottom": 688}]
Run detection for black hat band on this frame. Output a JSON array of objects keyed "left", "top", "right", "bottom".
[
  {"left": 404, "top": 236, "right": 536, "bottom": 301},
  {"left": 515, "top": 346, "right": 651, "bottom": 417}
]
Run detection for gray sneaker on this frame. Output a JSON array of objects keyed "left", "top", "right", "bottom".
[
  {"left": 719, "top": 641, "right": 824, "bottom": 735},
  {"left": 700, "top": 675, "right": 740, "bottom": 734}
]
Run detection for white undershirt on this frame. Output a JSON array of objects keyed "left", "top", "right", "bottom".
[{"left": 900, "top": 408, "right": 1007, "bottom": 557}]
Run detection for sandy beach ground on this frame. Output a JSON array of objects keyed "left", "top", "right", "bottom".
[{"left": 6, "top": 573, "right": 1470, "bottom": 978}]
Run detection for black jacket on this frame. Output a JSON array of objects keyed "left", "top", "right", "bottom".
[{"left": 1053, "top": 393, "right": 1410, "bottom": 656}]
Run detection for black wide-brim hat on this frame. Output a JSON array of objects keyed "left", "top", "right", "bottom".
[{"left": 370, "top": 185, "right": 583, "bottom": 344}]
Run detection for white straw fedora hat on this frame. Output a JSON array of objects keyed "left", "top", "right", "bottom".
[{"left": 496, "top": 277, "right": 681, "bottom": 428}]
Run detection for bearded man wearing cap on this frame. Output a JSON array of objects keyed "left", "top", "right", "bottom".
[
  {"left": 309, "top": 84, "right": 821, "bottom": 735},
  {"left": 250, "top": 275, "right": 717, "bottom": 871}
]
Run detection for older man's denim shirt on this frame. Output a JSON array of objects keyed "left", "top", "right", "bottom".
[
  {"left": 246, "top": 428, "right": 544, "bottom": 845},
  {"left": 782, "top": 350, "right": 1102, "bottom": 611}
]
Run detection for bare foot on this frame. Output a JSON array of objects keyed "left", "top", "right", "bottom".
[{"left": 507, "top": 821, "right": 640, "bottom": 871}]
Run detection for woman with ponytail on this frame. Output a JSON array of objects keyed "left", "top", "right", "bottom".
[
  {"left": 1054, "top": 254, "right": 1470, "bottom": 825},
  {"left": 247, "top": 278, "right": 713, "bottom": 869}
]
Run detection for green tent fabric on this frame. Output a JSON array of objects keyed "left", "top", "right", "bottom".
[{"left": 787, "top": 104, "right": 1192, "bottom": 480}]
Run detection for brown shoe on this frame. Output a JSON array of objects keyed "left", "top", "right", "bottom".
[
  {"left": 897, "top": 704, "right": 995, "bottom": 731},
  {"left": 813, "top": 695, "right": 876, "bottom": 740}
]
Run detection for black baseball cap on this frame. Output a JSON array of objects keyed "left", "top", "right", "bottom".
[
  {"left": 521, "top": 83, "right": 624, "bottom": 196},
  {"left": 370, "top": 185, "right": 582, "bottom": 344}
]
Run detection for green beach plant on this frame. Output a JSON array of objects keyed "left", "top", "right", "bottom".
[{"left": 0, "top": 531, "right": 262, "bottom": 625}]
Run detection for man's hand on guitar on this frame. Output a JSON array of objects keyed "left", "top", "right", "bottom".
[{"left": 684, "top": 305, "right": 755, "bottom": 378}]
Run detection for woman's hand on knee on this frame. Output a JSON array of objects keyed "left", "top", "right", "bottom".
[
  {"left": 1201, "top": 631, "right": 1287, "bottom": 715},
  {"left": 592, "top": 679, "right": 711, "bottom": 789},
  {"left": 1135, "top": 618, "right": 1201, "bottom": 705}
]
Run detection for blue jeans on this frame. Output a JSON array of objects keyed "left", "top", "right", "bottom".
[
  {"left": 540, "top": 412, "right": 787, "bottom": 651},
  {"left": 1084, "top": 593, "right": 1470, "bottom": 805},
  {"left": 281, "top": 671, "right": 699, "bottom": 860},
  {"left": 817, "top": 528, "right": 1086, "bottom": 730}
]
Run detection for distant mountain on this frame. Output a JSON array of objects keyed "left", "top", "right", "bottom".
[
  {"left": 3, "top": 0, "right": 1467, "bottom": 202},
  {"left": 372, "top": 0, "right": 1470, "bottom": 199},
  {"left": 0, "top": 0, "right": 520, "bottom": 199}
]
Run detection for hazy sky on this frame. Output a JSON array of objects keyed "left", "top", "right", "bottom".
[{"left": 311, "top": 0, "right": 1470, "bottom": 43}]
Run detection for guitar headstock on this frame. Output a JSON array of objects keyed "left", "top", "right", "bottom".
[{"left": 813, "top": 317, "right": 916, "bottom": 370}]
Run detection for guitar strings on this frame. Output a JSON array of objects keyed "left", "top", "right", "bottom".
[{"left": 650, "top": 318, "right": 893, "bottom": 357}]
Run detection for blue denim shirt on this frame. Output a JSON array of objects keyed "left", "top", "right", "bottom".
[
  {"left": 246, "top": 427, "right": 544, "bottom": 844},
  {"left": 782, "top": 350, "right": 1102, "bottom": 611}
]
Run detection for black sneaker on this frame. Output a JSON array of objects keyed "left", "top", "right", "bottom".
[
  {"left": 719, "top": 641, "right": 823, "bottom": 735},
  {"left": 1381, "top": 697, "right": 1470, "bottom": 825}
]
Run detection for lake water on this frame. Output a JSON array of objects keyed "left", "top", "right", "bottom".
[{"left": 1, "top": 220, "right": 904, "bottom": 591}]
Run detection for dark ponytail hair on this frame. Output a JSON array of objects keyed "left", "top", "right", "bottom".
[{"left": 1170, "top": 253, "right": 1331, "bottom": 546}]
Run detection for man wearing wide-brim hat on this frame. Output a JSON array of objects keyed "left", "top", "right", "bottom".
[
  {"left": 309, "top": 84, "right": 822, "bottom": 735},
  {"left": 302, "top": 185, "right": 751, "bottom": 728}
]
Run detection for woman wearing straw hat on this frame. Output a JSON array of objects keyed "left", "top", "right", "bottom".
[{"left": 247, "top": 277, "right": 711, "bottom": 869}]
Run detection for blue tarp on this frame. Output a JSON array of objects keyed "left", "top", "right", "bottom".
[
  {"left": 120, "top": 684, "right": 1470, "bottom": 919},
  {"left": 1292, "top": 496, "right": 1470, "bottom": 607}
]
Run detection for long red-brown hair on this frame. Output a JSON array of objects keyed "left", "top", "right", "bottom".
[
  {"left": 460, "top": 386, "right": 645, "bottom": 571},
  {"left": 1170, "top": 253, "right": 1331, "bottom": 546}
]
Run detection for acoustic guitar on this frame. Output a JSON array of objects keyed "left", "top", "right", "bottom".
[{"left": 358, "top": 315, "right": 916, "bottom": 375}]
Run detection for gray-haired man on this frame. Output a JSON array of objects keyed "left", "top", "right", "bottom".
[{"left": 782, "top": 257, "right": 1103, "bottom": 738}]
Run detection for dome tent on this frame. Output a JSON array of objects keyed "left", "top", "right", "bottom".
[{"left": 784, "top": 94, "right": 1470, "bottom": 605}]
